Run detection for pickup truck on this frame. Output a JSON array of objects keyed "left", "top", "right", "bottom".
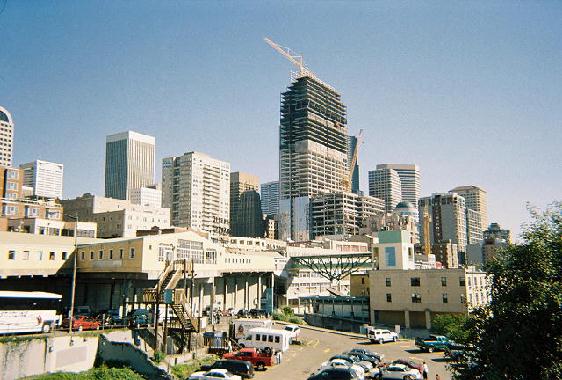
[
  {"left": 222, "top": 347, "right": 276, "bottom": 370},
  {"left": 415, "top": 335, "right": 452, "bottom": 353}
]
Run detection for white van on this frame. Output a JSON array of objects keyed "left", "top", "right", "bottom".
[
  {"left": 233, "top": 318, "right": 272, "bottom": 340},
  {"left": 238, "top": 327, "right": 292, "bottom": 352}
]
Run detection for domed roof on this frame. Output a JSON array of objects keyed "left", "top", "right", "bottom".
[
  {"left": 395, "top": 201, "right": 415, "bottom": 209},
  {"left": 0, "top": 111, "right": 9, "bottom": 123}
]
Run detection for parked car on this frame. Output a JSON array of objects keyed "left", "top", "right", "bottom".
[
  {"left": 283, "top": 324, "right": 301, "bottom": 341},
  {"left": 414, "top": 334, "right": 452, "bottom": 353},
  {"left": 368, "top": 329, "right": 398, "bottom": 344},
  {"left": 444, "top": 344, "right": 466, "bottom": 361},
  {"left": 391, "top": 359, "right": 423, "bottom": 374},
  {"left": 222, "top": 347, "right": 276, "bottom": 370},
  {"left": 320, "top": 358, "right": 365, "bottom": 380},
  {"left": 307, "top": 368, "right": 360, "bottom": 380},
  {"left": 96, "top": 309, "right": 123, "bottom": 325},
  {"left": 188, "top": 369, "right": 242, "bottom": 380},
  {"left": 236, "top": 309, "right": 250, "bottom": 318},
  {"left": 200, "top": 360, "right": 254, "bottom": 379},
  {"left": 380, "top": 363, "right": 422, "bottom": 379},
  {"left": 248, "top": 309, "right": 268, "bottom": 318},
  {"left": 61, "top": 316, "right": 100, "bottom": 331},
  {"left": 128, "top": 309, "right": 152, "bottom": 327},
  {"left": 348, "top": 348, "right": 385, "bottom": 361},
  {"left": 344, "top": 351, "right": 381, "bottom": 366}
]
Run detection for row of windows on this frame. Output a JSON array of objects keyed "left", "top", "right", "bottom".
[
  {"left": 7, "top": 250, "right": 68, "bottom": 261},
  {"left": 80, "top": 248, "right": 134, "bottom": 261},
  {"left": 385, "top": 276, "right": 467, "bottom": 287},
  {"left": 385, "top": 293, "right": 458, "bottom": 304}
]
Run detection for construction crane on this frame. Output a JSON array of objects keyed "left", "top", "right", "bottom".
[{"left": 264, "top": 37, "right": 335, "bottom": 91}]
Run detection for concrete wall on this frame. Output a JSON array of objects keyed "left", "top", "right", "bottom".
[{"left": 0, "top": 335, "right": 98, "bottom": 380}]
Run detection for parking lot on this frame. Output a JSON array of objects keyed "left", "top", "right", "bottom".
[{"left": 253, "top": 323, "right": 452, "bottom": 380}]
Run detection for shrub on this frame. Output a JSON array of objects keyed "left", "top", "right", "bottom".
[{"left": 288, "top": 316, "right": 304, "bottom": 325}]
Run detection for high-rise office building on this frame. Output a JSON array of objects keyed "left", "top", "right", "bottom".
[
  {"left": 419, "top": 193, "right": 468, "bottom": 253},
  {"left": 450, "top": 185, "right": 488, "bottom": 230},
  {"left": 278, "top": 76, "right": 349, "bottom": 241},
  {"left": 105, "top": 131, "right": 155, "bottom": 201},
  {"left": 376, "top": 164, "right": 421, "bottom": 207},
  {"left": 368, "top": 168, "right": 402, "bottom": 213},
  {"left": 347, "top": 135, "right": 360, "bottom": 194},
  {"left": 162, "top": 151, "right": 230, "bottom": 236},
  {"left": 20, "top": 160, "right": 64, "bottom": 199},
  {"left": 230, "top": 172, "right": 263, "bottom": 237},
  {"left": 0, "top": 106, "right": 14, "bottom": 167},
  {"left": 260, "top": 181, "right": 279, "bottom": 217}
]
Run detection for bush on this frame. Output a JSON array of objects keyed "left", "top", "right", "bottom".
[
  {"left": 171, "top": 354, "right": 219, "bottom": 379},
  {"left": 281, "top": 306, "right": 294, "bottom": 317},
  {"left": 431, "top": 314, "right": 469, "bottom": 342},
  {"left": 271, "top": 310, "right": 288, "bottom": 322},
  {"left": 153, "top": 350, "right": 166, "bottom": 363},
  {"left": 27, "top": 366, "right": 144, "bottom": 380},
  {"left": 287, "top": 316, "right": 304, "bottom": 325}
]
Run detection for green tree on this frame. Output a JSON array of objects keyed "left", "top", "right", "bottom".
[
  {"left": 431, "top": 314, "right": 469, "bottom": 342},
  {"left": 454, "top": 203, "right": 562, "bottom": 380}
]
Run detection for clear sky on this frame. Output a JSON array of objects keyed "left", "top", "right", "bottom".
[{"left": 1, "top": 1, "right": 561, "bottom": 238}]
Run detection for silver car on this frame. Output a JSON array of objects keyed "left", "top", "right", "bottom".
[{"left": 380, "top": 364, "right": 422, "bottom": 380}]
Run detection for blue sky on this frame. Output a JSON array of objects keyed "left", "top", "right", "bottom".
[{"left": 1, "top": 1, "right": 561, "bottom": 238}]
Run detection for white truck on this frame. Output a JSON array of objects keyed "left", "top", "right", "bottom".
[{"left": 232, "top": 318, "right": 272, "bottom": 340}]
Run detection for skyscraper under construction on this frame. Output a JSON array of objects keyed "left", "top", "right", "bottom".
[{"left": 278, "top": 75, "right": 349, "bottom": 241}]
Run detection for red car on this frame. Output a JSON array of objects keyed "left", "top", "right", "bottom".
[{"left": 62, "top": 316, "right": 100, "bottom": 331}]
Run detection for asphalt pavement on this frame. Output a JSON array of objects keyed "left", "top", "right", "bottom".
[{"left": 253, "top": 324, "right": 452, "bottom": 380}]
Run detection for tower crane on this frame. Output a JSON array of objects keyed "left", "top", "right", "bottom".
[{"left": 264, "top": 37, "right": 335, "bottom": 91}]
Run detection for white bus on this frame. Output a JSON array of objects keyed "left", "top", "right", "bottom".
[
  {"left": 0, "top": 291, "right": 62, "bottom": 334},
  {"left": 238, "top": 327, "right": 292, "bottom": 352}
]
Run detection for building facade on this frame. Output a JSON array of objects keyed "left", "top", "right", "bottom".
[
  {"left": 162, "top": 151, "right": 230, "bottom": 236},
  {"left": 278, "top": 76, "right": 349, "bottom": 241},
  {"left": 311, "top": 192, "right": 383, "bottom": 238},
  {"left": 0, "top": 106, "right": 14, "bottom": 167},
  {"left": 419, "top": 193, "right": 468, "bottom": 253},
  {"left": 368, "top": 168, "right": 402, "bottom": 213},
  {"left": 20, "top": 160, "right": 64, "bottom": 199},
  {"left": 376, "top": 164, "right": 420, "bottom": 207},
  {"left": 130, "top": 185, "right": 162, "bottom": 208},
  {"left": 450, "top": 185, "right": 488, "bottom": 231},
  {"left": 260, "top": 181, "right": 279, "bottom": 217},
  {"left": 105, "top": 131, "right": 155, "bottom": 201},
  {"left": 230, "top": 172, "right": 263, "bottom": 237}
]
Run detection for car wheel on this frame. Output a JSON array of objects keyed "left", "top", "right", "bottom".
[
  {"left": 42, "top": 324, "right": 50, "bottom": 333},
  {"left": 393, "top": 336, "right": 397, "bottom": 342},
  {"left": 257, "top": 362, "right": 265, "bottom": 371},
  {"left": 379, "top": 338, "right": 384, "bottom": 344},
  {"left": 428, "top": 347, "right": 434, "bottom": 353},
  {"left": 78, "top": 326, "right": 83, "bottom": 332}
]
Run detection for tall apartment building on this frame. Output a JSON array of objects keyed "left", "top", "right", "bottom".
[
  {"left": 130, "top": 185, "right": 162, "bottom": 208},
  {"left": 311, "top": 192, "right": 384, "bottom": 238},
  {"left": 466, "top": 208, "right": 484, "bottom": 244},
  {"left": 260, "top": 181, "right": 279, "bottom": 216},
  {"left": 368, "top": 168, "right": 402, "bottom": 213},
  {"left": 377, "top": 164, "right": 421, "bottom": 207},
  {"left": 347, "top": 135, "right": 360, "bottom": 194},
  {"left": 20, "top": 160, "right": 64, "bottom": 199},
  {"left": 105, "top": 131, "right": 155, "bottom": 201},
  {"left": 162, "top": 151, "right": 230, "bottom": 236},
  {"left": 419, "top": 193, "right": 468, "bottom": 253},
  {"left": 0, "top": 106, "right": 14, "bottom": 167},
  {"left": 450, "top": 185, "right": 488, "bottom": 230},
  {"left": 278, "top": 76, "right": 349, "bottom": 241},
  {"left": 230, "top": 172, "right": 263, "bottom": 237}
]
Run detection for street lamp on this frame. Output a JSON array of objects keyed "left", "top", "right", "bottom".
[{"left": 65, "top": 213, "right": 79, "bottom": 335}]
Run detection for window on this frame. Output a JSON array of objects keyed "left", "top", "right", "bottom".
[
  {"left": 255, "top": 334, "right": 261, "bottom": 341},
  {"left": 410, "top": 277, "right": 421, "bottom": 287},
  {"left": 361, "top": 277, "right": 365, "bottom": 284},
  {"left": 441, "top": 277, "right": 447, "bottom": 287},
  {"left": 109, "top": 250, "right": 113, "bottom": 259},
  {"left": 90, "top": 251, "right": 94, "bottom": 260},
  {"left": 468, "top": 277, "right": 472, "bottom": 287},
  {"left": 268, "top": 335, "right": 273, "bottom": 342},
  {"left": 411, "top": 293, "right": 422, "bottom": 303},
  {"left": 275, "top": 336, "right": 280, "bottom": 343},
  {"left": 62, "top": 252, "right": 68, "bottom": 260},
  {"left": 442, "top": 293, "right": 448, "bottom": 303},
  {"left": 460, "top": 295, "right": 466, "bottom": 304},
  {"left": 386, "top": 294, "right": 392, "bottom": 303},
  {"left": 49, "top": 252, "right": 55, "bottom": 260},
  {"left": 81, "top": 252, "right": 85, "bottom": 260},
  {"left": 8, "top": 250, "right": 15, "bottom": 260},
  {"left": 385, "top": 247, "right": 396, "bottom": 267},
  {"left": 119, "top": 249, "right": 124, "bottom": 259},
  {"left": 459, "top": 277, "right": 466, "bottom": 286},
  {"left": 22, "top": 251, "right": 30, "bottom": 260},
  {"left": 99, "top": 250, "right": 103, "bottom": 259},
  {"left": 385, "top": 277, "right": 391, "bottom": 287},
  {"left": 130, "top": 248, "right": 135, "bottom": 259}
]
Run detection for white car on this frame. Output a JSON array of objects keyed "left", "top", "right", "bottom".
[
  {"left": 284, "top": 324, "right": 301, "bottom": 340},
  {"left": 380, "top": 364, "right": 422, "bottom": 380},
  {"left": 321, "top": 358, "right": 365, "bottom": 380},
  {"left": 188, "top": 369, "right": 242, "bottom": 380},
  {"left": 368, "top": 329, "right": 399, "bottom": 344}
]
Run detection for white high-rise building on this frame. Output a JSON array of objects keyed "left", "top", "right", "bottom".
[
  {"left": 368, "top": 168, "right": 402, "bottom": 213},
  {"left": 260, "top": 181, "right": 279, "bottom": 216},
  {"left": 162, "top": 151, "right": 230, "bottom": 236},
  {"left": 0, "top": 106, "right": 14, "bottom": 167},
  {"left": 376, "top": 164, "right": 421, "bottom": 207},
  {"left": 105, "top": 131, "right": 155, "bottom": 201},
  {"left": 130, "top": 185, "right": 162, "bottom": 208},
  {"left": 20, "top": 160, "right": 64, "bottom": 199}
]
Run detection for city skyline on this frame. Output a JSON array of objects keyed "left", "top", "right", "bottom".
[{"left": 2, "top": 2, "right": 561, "bottom": 238}]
